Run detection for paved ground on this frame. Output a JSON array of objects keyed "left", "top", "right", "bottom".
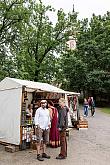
[{"left": 0, "top": 108, "right": 110, "bottom": 165}]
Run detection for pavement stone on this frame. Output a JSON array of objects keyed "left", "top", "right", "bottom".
[{"left": 0, "top": 108, "right": 110, "bottom": 165}]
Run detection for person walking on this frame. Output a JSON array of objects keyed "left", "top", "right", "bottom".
[
  {"left": 34, "top": 100, "right": 51, "bottom": 161},
  {"left": 88, "top": 97, "right": 92, "bottom": 110},
  {"left": 83, "top": 98, "right": 89, "bottom": 117},
  {"left": 56, "top": 98, "right": 69, "bottom": 160},
  {"left": 91, "top": 97, "right": 95, "bottom": 117}
]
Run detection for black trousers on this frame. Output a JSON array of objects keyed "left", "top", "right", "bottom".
[{"left": 91, "top": 107, "right": 95, "bottom": 116}]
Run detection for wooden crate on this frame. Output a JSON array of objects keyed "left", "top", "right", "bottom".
[
  {"left": 77, "top": 124, "right": 88, "bottom": 128},
  {"left": 5, "top": 145, "right": 19, "bottom": 153},
  {"left": 78, "top": 120, "right": 88, "bottom": 124},
  {"left": 77, "top": 119, "right": 88, "bottom": 129}
]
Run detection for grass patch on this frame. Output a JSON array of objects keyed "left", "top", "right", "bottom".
[{"left": 101, "top": 107, "right": 110, "bottom": 114}]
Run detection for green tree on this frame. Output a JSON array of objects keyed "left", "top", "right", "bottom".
[
  {"left": 59, "top": 50, "right": 87, "bottom": 93},
  {"left": 76, "top": 12, "right": 110, "bottom": 98},
  {"left": 59, "top": 11, "right": 110, "bottom": 100},
  {"left": 12, "top": 0, "right": 78, "bottom": 81},
  {"left": 0, "top": 0, "right": 30, "bottom": 80}
]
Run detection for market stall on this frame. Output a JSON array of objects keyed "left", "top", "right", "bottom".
[{"left": 0, "top": 77, "right": 80, "bottom": 149}]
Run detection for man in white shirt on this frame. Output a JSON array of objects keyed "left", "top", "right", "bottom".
[{"left": 34, "top": 100, "right": 51, "bottom": 161}]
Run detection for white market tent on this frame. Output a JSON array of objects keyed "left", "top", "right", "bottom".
[
  {"left": 0, "top": 77, "right": 80, "bottom": 145},
  {"left": 0, "top": 77, "right": 80, "bottom": 94}
]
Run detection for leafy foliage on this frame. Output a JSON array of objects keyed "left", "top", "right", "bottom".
[
  {"left": 0, "top": 0, "right": 78, "bottom": 81},
  {"left": 0, "top": 1, "right": 110, "bottom": 104}
]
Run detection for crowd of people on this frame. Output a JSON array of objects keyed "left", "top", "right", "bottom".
[
  {"left": 83, "top": 97, "right": 95, "bottom": 117},
  {"left": 33, "top": 98, "right": 69, "bottom": 161}
]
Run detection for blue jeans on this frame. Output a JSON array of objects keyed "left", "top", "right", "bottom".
[{"left": 84, "top": 106, "right": 88, "bottom": 116}]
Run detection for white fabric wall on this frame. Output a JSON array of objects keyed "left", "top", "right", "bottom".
[{"left": 0, "top": 88, "right": 22, "bottom": 145}]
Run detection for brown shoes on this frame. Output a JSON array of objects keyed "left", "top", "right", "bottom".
[
  {"left": 56, "top": 154, "right": 66, "bottom": 160},
  {"left": 37, "top": 153, "right": 66, "bottom": 160}
]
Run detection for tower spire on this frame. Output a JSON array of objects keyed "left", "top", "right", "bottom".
[{"left": 72, "top": 1, "right": 75, "bottom": 12}]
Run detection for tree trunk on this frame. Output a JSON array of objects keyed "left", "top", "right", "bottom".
[{"left": 34, "top": 69, "right": 39, "bottom": 82}]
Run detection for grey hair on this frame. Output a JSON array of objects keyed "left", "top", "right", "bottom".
[{"left": 59, "top": 98, "right": 65, "bottom": 103}]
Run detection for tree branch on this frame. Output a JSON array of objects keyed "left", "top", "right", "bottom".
[{"left": 0, "top": 0, "right": 21, "bottom": 34}]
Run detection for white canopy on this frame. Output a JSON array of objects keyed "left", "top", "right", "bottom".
[
  {"left": 0, "top": 77, "right": 80, "bottom": 95},
  {"left": 0, "top": 77, "right": 79, "bottom": 145}
]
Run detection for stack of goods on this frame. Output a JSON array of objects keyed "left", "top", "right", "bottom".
[
  {"left": 77, "top": 116, "right": 88, "bottom": 130},
  {"left": 21, "top": 126, "right": 34, "bottom": 150},
  {"left": 21, "top": 102, "right": 26, "bottom": 125}
]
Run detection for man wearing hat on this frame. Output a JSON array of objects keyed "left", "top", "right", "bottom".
[{"left": 34, "top": 100, "right": 51, "bottom": 161}]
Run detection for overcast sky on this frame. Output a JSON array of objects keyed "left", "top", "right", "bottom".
[{"left": 42, "top": 0, "right": 110, "bottom": 20}]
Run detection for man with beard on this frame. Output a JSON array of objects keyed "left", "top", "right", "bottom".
[{"left": 34, "top": 100, "right": 51, "bottom": 161}]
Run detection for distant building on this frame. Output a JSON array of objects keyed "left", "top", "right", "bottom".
[{"left": 66, "top": 38, "right": 76, "bottom": 50}]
